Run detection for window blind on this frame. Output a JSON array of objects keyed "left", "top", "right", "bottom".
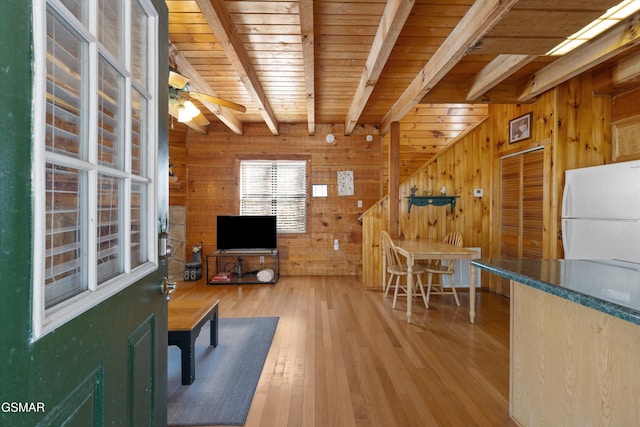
[{"left": 240, "top": 160, "right": 307, "bottom": 233}]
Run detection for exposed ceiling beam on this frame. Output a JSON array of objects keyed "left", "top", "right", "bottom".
[
  {"left": 299, "top": 0, "right": 315, "bottom": 135},
  {"left": 419, "top": 82, "right": 524, "bottom": 104},
  {"left": 344, "top": 0, "right": 415, "bottom": 135},
  {"left": 466, "top": 54, "right": 537, "bottom": 101},
  {"left": 519, "top": 12, "right": 640, "bottom": 102},
  {"left": 172, "top": 48, "right": 244, "bottom": 135},
  {"left": 379, "top": 0, "right": 520, "bottom": 134},
  {"left": 592, "top": 48, "right": 640, "bottom": 95},
  {"left": 194, "top": 0, "right": 280, "bottom": 135}
]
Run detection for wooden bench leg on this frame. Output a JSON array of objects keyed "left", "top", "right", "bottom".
[
  {"left": 210, "top": 303, "right": 219, "bottom": 347},
  {"left": 168, "top": 331, "right": 196, "bottom": 385},
  {"left": 168, "top": 299, "right": 220, "bottom": 385}
]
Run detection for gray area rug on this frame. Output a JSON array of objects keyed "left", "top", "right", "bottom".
[{"left": 167, "top": 317, "right": 279, "bottom": 426}]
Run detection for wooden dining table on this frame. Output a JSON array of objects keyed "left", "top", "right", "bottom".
[{"left": 388, "top": 238, "right": 480, "bottom": 324}]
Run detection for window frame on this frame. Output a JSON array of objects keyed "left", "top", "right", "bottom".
[
  {"left": 31, "top": 0, "right": 160, "bottom": 339},
  {"left": 238, "top": 158, "right": 309, "bottom": 235}
]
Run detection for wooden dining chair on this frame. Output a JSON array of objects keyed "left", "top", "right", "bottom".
[
  {"left": 381, "top": 231, "right": 428, "bottom": 309},
  {"left": 424, "top": 232, "right": 463, "bottom": 307}
]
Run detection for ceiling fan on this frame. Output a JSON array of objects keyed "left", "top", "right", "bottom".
[{"left": 168, "top": 69, "right": 246, "bottom": 123}]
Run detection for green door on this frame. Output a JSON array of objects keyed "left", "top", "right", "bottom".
[{"left": 0, "top": 1, "right": 170, "bottom": 425}]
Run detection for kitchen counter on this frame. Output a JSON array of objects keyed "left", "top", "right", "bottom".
[
  {"left": 472, "top": 258, "right": 640, "bottom": 426},
  {"left": 472, "top": 258, "right": 640, "bottom": 325}
]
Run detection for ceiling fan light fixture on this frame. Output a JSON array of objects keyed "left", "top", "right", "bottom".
[
  {"left": 177, "top": 105, "right": 189, "bottom": 123},
  {"left": 177, "top": 105, "right": 189, "bottom": 122},
  {"left": 177, "top": 100, "right": 201, "bottom": 122},
  {"left": 183, "top": 100, "right": 200, "bottom": 118},
  {"left": 168, "top": 69, "right": 246, "bottom": 115}
]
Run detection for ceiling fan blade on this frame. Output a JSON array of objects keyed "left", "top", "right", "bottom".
[
  {"left": 188, "top": 111, "right": 211, "bottom": 127},
  {"left": 168, "top": 70, "right": 190, "bottom": 90},
  {"left": 189, "top": 92, "right": 247, "bottom": 113}
]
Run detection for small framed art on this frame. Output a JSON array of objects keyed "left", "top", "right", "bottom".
[{"left": 509, "top": 112, "right": 532, "bottom": 143}]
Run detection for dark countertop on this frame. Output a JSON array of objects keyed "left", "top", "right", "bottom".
[{"left": 472, "top": 259, "right": 640, "bottom": 326}]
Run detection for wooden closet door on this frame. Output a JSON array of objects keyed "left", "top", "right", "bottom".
[
  {"left": 499, "top": 148, "right": 544, "bottom": 295},
  {"left": 521, "top": 150, "right": 544, "bottom": 258},
  {"left": 500, "top": 156, "right": 521, "bottom": 259}
]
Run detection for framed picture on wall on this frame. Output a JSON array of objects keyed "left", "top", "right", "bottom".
[
  {"left": 337, "top": 170, "right": 354, "bottom": 196},
  {"left": 509, "top": 112, "right": 532, "bottom": 143}
]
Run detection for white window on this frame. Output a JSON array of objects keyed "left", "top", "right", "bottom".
[
  {"left": 32, "top": 0, "right": 159, "bottom": 338},
  {"left": 240, "top": 160, "right": 307, "bottom": 233}
]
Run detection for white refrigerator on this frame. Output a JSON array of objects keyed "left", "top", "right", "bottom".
[{"left": 561, "top": 160, "right": 640, "bottom": 264}]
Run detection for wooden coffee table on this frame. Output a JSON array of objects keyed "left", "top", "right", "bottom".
[{"left": 168, "top": 298, "right": 220, "bottom": 385}]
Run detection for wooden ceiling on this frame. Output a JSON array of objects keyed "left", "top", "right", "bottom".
[{"left": 167, "top": 0, "right": 640, "bottom": 136}]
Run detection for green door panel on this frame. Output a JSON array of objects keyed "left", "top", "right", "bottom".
[
  {"left": 36, "top": 367, "right": 105, "bottom": 426},
  {"left": 128, "top": 317, "right": 155, "bottom": 426},
  {"left": 0, "top": 1, "right": 170, "bottom": 425}
]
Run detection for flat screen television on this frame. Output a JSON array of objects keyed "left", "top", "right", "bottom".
[{"left": 216, "top": 215, "right": 277, "bottom": 250}]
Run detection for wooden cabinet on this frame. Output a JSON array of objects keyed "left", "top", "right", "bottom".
[{"left": 510, "top": 281, "right": 640, "bottom": 426}]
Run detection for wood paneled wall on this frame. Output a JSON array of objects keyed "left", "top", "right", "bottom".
[
  {"left": 361, "top": 117, "right": 493, "bottom": 290},
  {"left": 169, "top": 121, "right": 188, "bottom": 206},
  {"left": 177, "top": 123, "right": 382, "bottom": 276},
  {"left": 612, "top": 86, "right": 640, "bottom": 122},
  {"left": 362, "top": 74, "right": 613, "bottom": 291},
  {"left": 380, "top": 104, "right": 489, "bottom": 193},
  {"left": 169, "top": 74, "right": 626, "bottom": 287}
]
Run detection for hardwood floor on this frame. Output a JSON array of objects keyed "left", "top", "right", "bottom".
[{"left": 172, "top": 276, "right": 516, "bottom": 427}]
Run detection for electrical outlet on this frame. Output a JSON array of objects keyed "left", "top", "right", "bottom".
[
  {"left": 260, "top": 256, "right": 264, "bottom": 264},
  {"left": 334, "top": 239, "right": 339, "bottom": 250},
  {"left": 473, "top": 188, "right": 483, "bottom": 197}
]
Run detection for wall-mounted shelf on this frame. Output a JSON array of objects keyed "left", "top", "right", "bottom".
[{"left": 407, "top": 195, "right": 459, "bottom": 213}]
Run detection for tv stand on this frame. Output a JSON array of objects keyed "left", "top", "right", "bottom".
[{"left": 206, "top": 249, "right": 279, "bottom": 285}]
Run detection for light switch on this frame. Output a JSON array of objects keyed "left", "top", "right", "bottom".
[{"left": 473, "top": 188, "right": 483, "bottom": 197}]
